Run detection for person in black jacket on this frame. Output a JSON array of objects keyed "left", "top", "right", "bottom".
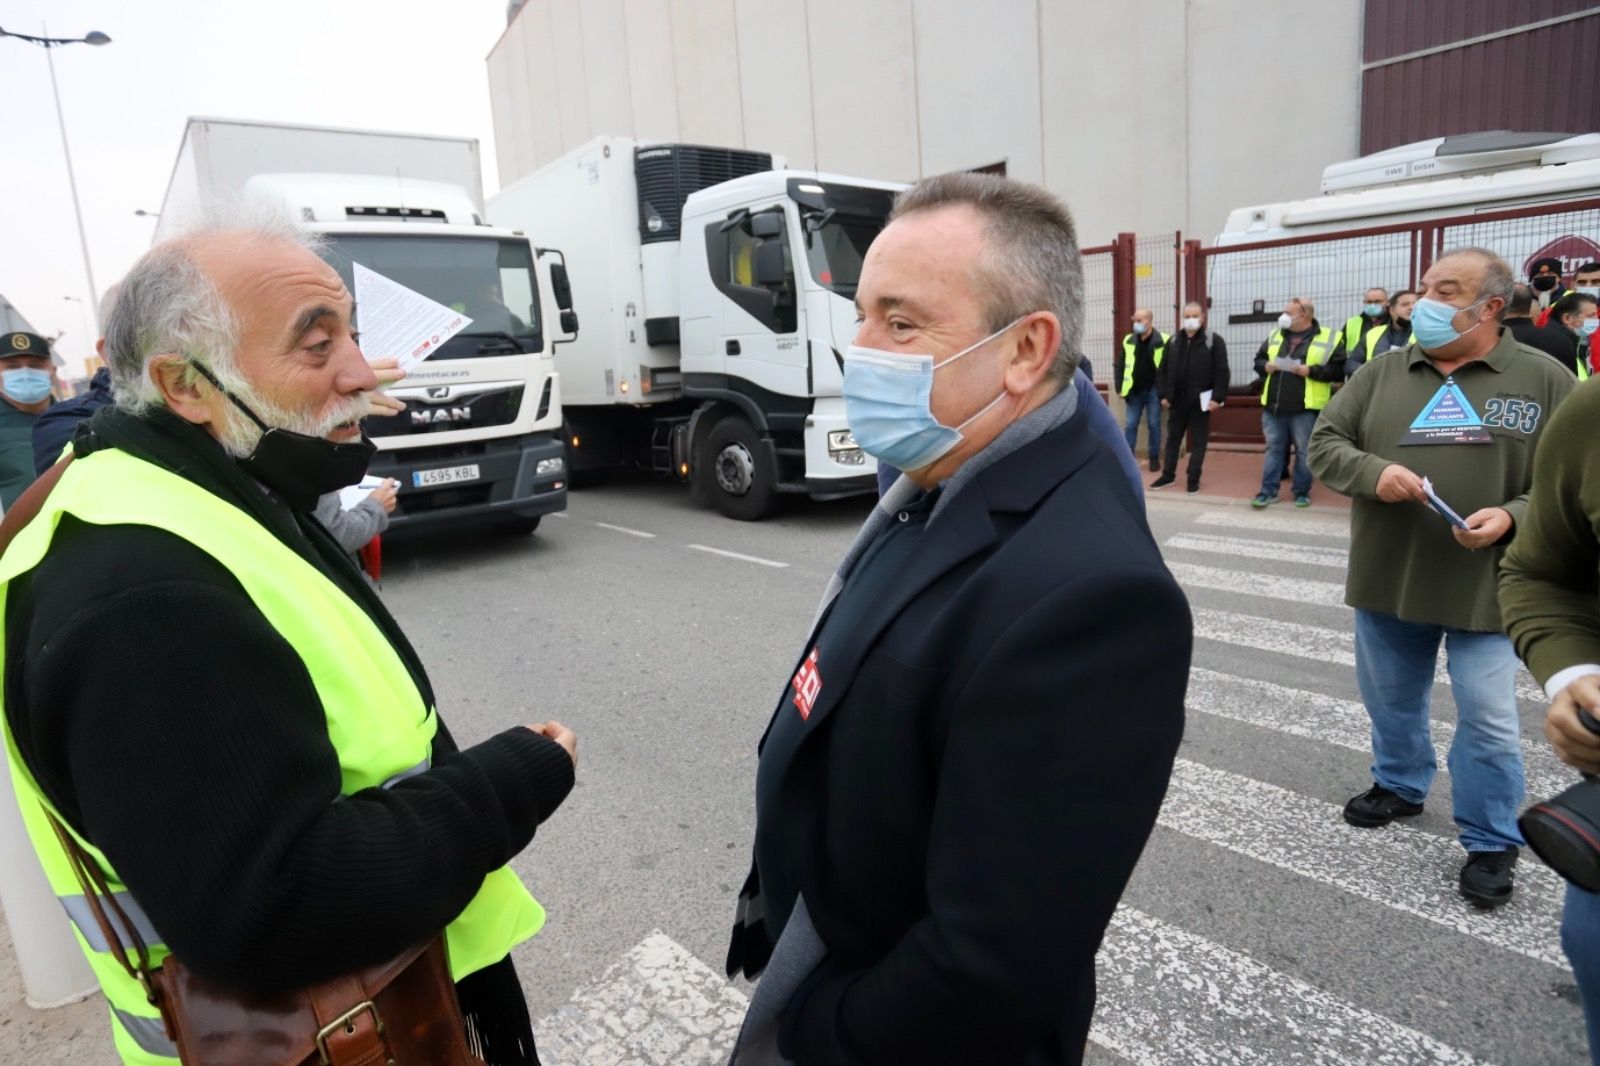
[
  {"left": 3, "top": 216, "right": 574, "bottom": 1064},
  {"left": 725, "top": 173, "right": 1189, "bottom": 1066},
  {"left": 1150, "top": 301, "right": 1229, "bottom": 493}
]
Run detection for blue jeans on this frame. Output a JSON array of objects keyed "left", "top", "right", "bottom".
[
  {"left": 1258, "top": 410, "right": 1318, "bottom": 498},
  {"left": 1353, "top": 609, "right": 1525, "bottom": 852},
  {"left": 1122, "top": 385, "right": 1161, "bottom": 459},
  {"left": 1565, "top": 884, "right": 1600, "bottom": 1063}
]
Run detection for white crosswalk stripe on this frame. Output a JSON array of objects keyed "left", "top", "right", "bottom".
[
  {"left": 1194, "top": 508, "right": 1351, "bottom": 538},
  {"left": 1159, "top": 758, "right": 1567, "bottom": 969},
  {"left": 535, "top": 931, "right": 747, "bottom": 1065},
  {"left": 1168, "top": 560, "right": 1349, "bottom": 608},
  {"left": 1192, "top": 607, "right": 1546, "bottom": 703},
  {"left": 1187, "top": 668, "right": 1572, "bottom": 798},
  {"left": 1167, "top": 532, "right": 1350, "bottom": 569},
  {"left": 1092, "top": 906, "right": 1493, "bottom": 1066}
]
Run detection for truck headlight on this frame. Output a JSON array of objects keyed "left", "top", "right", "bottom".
[
  {"left": 827, "top": 430, "right": 859, "bottom": 453},
  {"left": 537, "top": 457, "right": 566, "bottom": 476}
]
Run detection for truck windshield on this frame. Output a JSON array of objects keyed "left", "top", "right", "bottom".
[
  {"left": 802, "top": 217, "right": 883, "bottom": 299},
  {"left": 321, "top": 235, "right": 542, "bottom": 359}
]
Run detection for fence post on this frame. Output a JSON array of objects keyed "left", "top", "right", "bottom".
[
  {"left": 1181, "top": 239, "right": 1206, "bottom": 313},
  {"left": 1112, "top": 232, "right": 1137, "bottom": 339}
]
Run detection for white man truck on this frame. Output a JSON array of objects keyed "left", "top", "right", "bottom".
[
  {"left": 487, "top": 137, "right": 903, "bottom": 520},
  {"left": 156, "top": 117, "right": 574, "bottom": 534}
]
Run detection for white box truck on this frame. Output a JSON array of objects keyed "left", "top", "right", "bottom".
[
  {"left": 1204, "top": 131, "right": 1600, "bottom": 382},
  {"left": 157, "top": 117, "right": 574, "bottom": 534},
  {"left": 487, "top": 137, "right": 904, "bottom": 520}
]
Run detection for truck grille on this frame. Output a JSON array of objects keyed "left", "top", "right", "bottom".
[
  {"left": 635, "top": 144, "right": 772, "bottom": 245},
  {"left": 367, "top": 383, "right": 525, "bottom": 440}
]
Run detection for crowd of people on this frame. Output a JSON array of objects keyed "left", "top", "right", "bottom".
[{"left": 0, "top": 177, "right": 1597, "bottom": 1066}]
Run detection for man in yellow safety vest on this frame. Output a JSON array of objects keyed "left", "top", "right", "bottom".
[{"left": 0, "top": 210, "right": 577, "bottom": 1065}]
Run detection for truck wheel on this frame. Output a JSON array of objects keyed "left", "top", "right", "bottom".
[{"left": 698, "top": 415, "right": 778, "bottom": 521}]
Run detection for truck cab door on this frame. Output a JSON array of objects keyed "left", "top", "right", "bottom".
[{"left": 708, "top": 205, "right": 806, "bottom": 395}]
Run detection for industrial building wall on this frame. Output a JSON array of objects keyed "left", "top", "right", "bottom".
[
  {"left": 1360, "top": 1, "right": 1600, "bottom": 155},
  {"left": 485, "top": 0, "right": 1363, "bottom": 245}
]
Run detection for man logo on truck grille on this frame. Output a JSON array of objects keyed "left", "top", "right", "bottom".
[
  {"left": 412, "top": 406, "right": 472, "bottom": 426},
  {"left": 792, "top": 649, "right": 822, "bottom": 721}
]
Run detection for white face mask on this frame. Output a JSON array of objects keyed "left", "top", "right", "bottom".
[
  {"left": 1182, "top": 317, "right": 1202, "bottom": 332},
  {"left": 1277, "top": 313, "right": 1293, "bottom": 330}
]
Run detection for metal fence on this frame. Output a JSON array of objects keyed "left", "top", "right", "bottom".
[
  {"left": 1185, "top": 196, "right": 1600, "bottom": 391},
  {"left": 1080, "top": 244, "right": 1115, "bottom": 383}
]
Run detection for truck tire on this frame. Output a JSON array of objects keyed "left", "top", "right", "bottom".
[{"left": 698, "top": 415, "right": 778, "bottom": 521}]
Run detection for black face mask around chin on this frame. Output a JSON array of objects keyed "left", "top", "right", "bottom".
[{"left": 187, "top": 361, "right": 376, "bottom": 512}]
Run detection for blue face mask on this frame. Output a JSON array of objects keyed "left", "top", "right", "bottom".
[
  {"left": 1582, "top": 317, "right": 1599, "bottom": 338},
  {"left": 1410, "top": 296, "right": 1485, "bottom": 352},
  {"left": 1363, "top": 303, "right": 1385, "bottom": 317},
  {"left": 1131, "top": 321, "right": 1148, "bottom": 336},
  {"left": 2, "top": 367, "right": 53, "bottom": 405},
  {"left": 843, "top": 318, "right": 1023, "bottom": 472}
]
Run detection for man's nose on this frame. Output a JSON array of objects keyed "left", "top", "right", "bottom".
[{"left": 336, "top": 337, "right": 379, "bottom": 393}]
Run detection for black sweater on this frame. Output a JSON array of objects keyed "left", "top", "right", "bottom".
[{"left": 3, "top": 408, "right": 575, "bottom": 998}]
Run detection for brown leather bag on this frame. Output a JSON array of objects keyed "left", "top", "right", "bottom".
[
  {"left": 49, "top": 808, "right": 487, "bottom": 1065},
  {"left": 13, "top": 460, "right": 486, "bottom": 1066}
]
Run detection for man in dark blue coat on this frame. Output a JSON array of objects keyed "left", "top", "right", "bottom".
[{"left": 727, "top": 173, "right": 1190, "bottom": 1066}]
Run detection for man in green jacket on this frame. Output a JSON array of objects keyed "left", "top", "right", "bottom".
[
  {"left": 1499, "top": 377, "right": 1600, "bottom": 1063},
  {"left": 1309, "top": 246, "right": 1576, "bottom": 909}
]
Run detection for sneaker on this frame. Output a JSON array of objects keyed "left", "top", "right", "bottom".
[
  {"left": 1149, "top": 474, "right": 1176, "bottom": 490},
  {"left": 1149, "top": 456, "right": 1161, "bottom": 472},
  {"left": 1343, "top": 784, "right": 1424, "bottom": 827},
  {"left": 1186, "top": 482, "right": 1200, "bottom": 495},
  {"left": 1460, "top": 847, "right": 1519, "bottom": 909},
  {"left": 1294, "top": 495, "right": 1312, "bottom": 508},
  {"left": 1250, "top": 493, "right": 1278, "bottom": 509}
]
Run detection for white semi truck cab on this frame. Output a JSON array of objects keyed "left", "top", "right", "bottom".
[
  {"left": 489, "top": 138, "right": 903, "bottom": 520},
  {"left": 158, "top": 118, "right": 573, "bottom": 534}
]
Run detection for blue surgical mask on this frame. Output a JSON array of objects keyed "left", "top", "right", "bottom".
[
  {"left": 843, "top": 318, "right": 1023, "bottom": 472},
  {"left": 1132, "top": 321, "right": 1148, "bottom": 336},
  {"left": 1583, "top": 318, "right": 1599, "bottom": 338},
  {"left": 2, "top": 367, "right": 53, "bottom": 405},
  {"left": 1410, "top": 296, "right": 1485, "bottom": 352},
  {"left": 1363, "top": 303, "right": 1385, "bottom": 317}
]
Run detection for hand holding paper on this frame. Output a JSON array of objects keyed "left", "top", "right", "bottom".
[
  {"left": 1451, "top": 506, "right": 1512, "bottom": 551},
  {"left": 1420, "top": 476, "right": 1468, "bottom": 529},
  {"left": 366, "top": 358, "right": 407, "bottom": 417}
]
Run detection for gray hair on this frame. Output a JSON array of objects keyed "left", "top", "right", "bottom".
[
  {"left": 104, "top": 197, "right": 319, "bottom": 414},
  {"left": 1289, "top": 296, "right": 1316, "bottom": 318},
  {"left": 1438, "top": 246, "right": 1515, "bottom": 320},
  {"left": 890, "top": 173, "right": 1085, "bottom": 388},
  {"left": 96, "top": 282, "right": 122, "bottom": 334}
]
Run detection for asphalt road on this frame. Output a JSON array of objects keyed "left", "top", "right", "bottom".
[{"left": 0, "top": 473, "right": 1586, "bottom": 1064}]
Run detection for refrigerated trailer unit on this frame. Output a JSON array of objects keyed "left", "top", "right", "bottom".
[
  {"left": 157, "top": 117, "right": 575, "bottom": 533},
  {"left": 488, "top": 137, "right": 903, "bottom": 520}
]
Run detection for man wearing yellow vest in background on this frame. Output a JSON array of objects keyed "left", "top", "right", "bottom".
[
  {"left": 1114, "top": 307, "right": 1168, "bottom": 472},
  {"left": 0, "top": 209, "right": 576, "bottom": 1065},
  {"left": 1341, "top": 285, "right": 1391, "bottom": 367},
  {"left": 1251, "top": 296, "right": 1346, "bottom": 508}
]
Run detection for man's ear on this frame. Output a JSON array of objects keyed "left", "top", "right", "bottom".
[
  {"left": 149, "top": 354, "right": 216, "bottom": 426},
  {"left": 1006, "top": 311, "right": 1062, "bottom": 393}
]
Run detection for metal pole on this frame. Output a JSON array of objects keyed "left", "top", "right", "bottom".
[{"left": 42, "top": 25, "right": 100, "bottom": 331}]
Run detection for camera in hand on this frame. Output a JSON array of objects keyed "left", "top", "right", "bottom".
[{"left": 1520, "top": 706, "right": 1600, "bottom": 892}]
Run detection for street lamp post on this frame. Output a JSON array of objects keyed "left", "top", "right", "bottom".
[
  {"left": 0, "top": 24, "right": 111, "bottom": 332},
  {"left": 63, "top": 294, "right": 91, "bottom": 348}
]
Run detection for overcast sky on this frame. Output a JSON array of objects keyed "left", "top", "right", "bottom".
[{"left": 1, "top": 0, "right": 512, "bottom": 375}]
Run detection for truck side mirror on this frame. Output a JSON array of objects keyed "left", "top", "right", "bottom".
[
  {"left": 749, "top": 211, "right": 784, "bottom": 240},
  {"left": 549, "top": 261, "right": 574, "bottom": 311},
  {"left": 560, "top": 309, "right": 580, "bottom": 335},
  {"left": 753, "top": 242, "right": 787, "bottom": 288}
]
